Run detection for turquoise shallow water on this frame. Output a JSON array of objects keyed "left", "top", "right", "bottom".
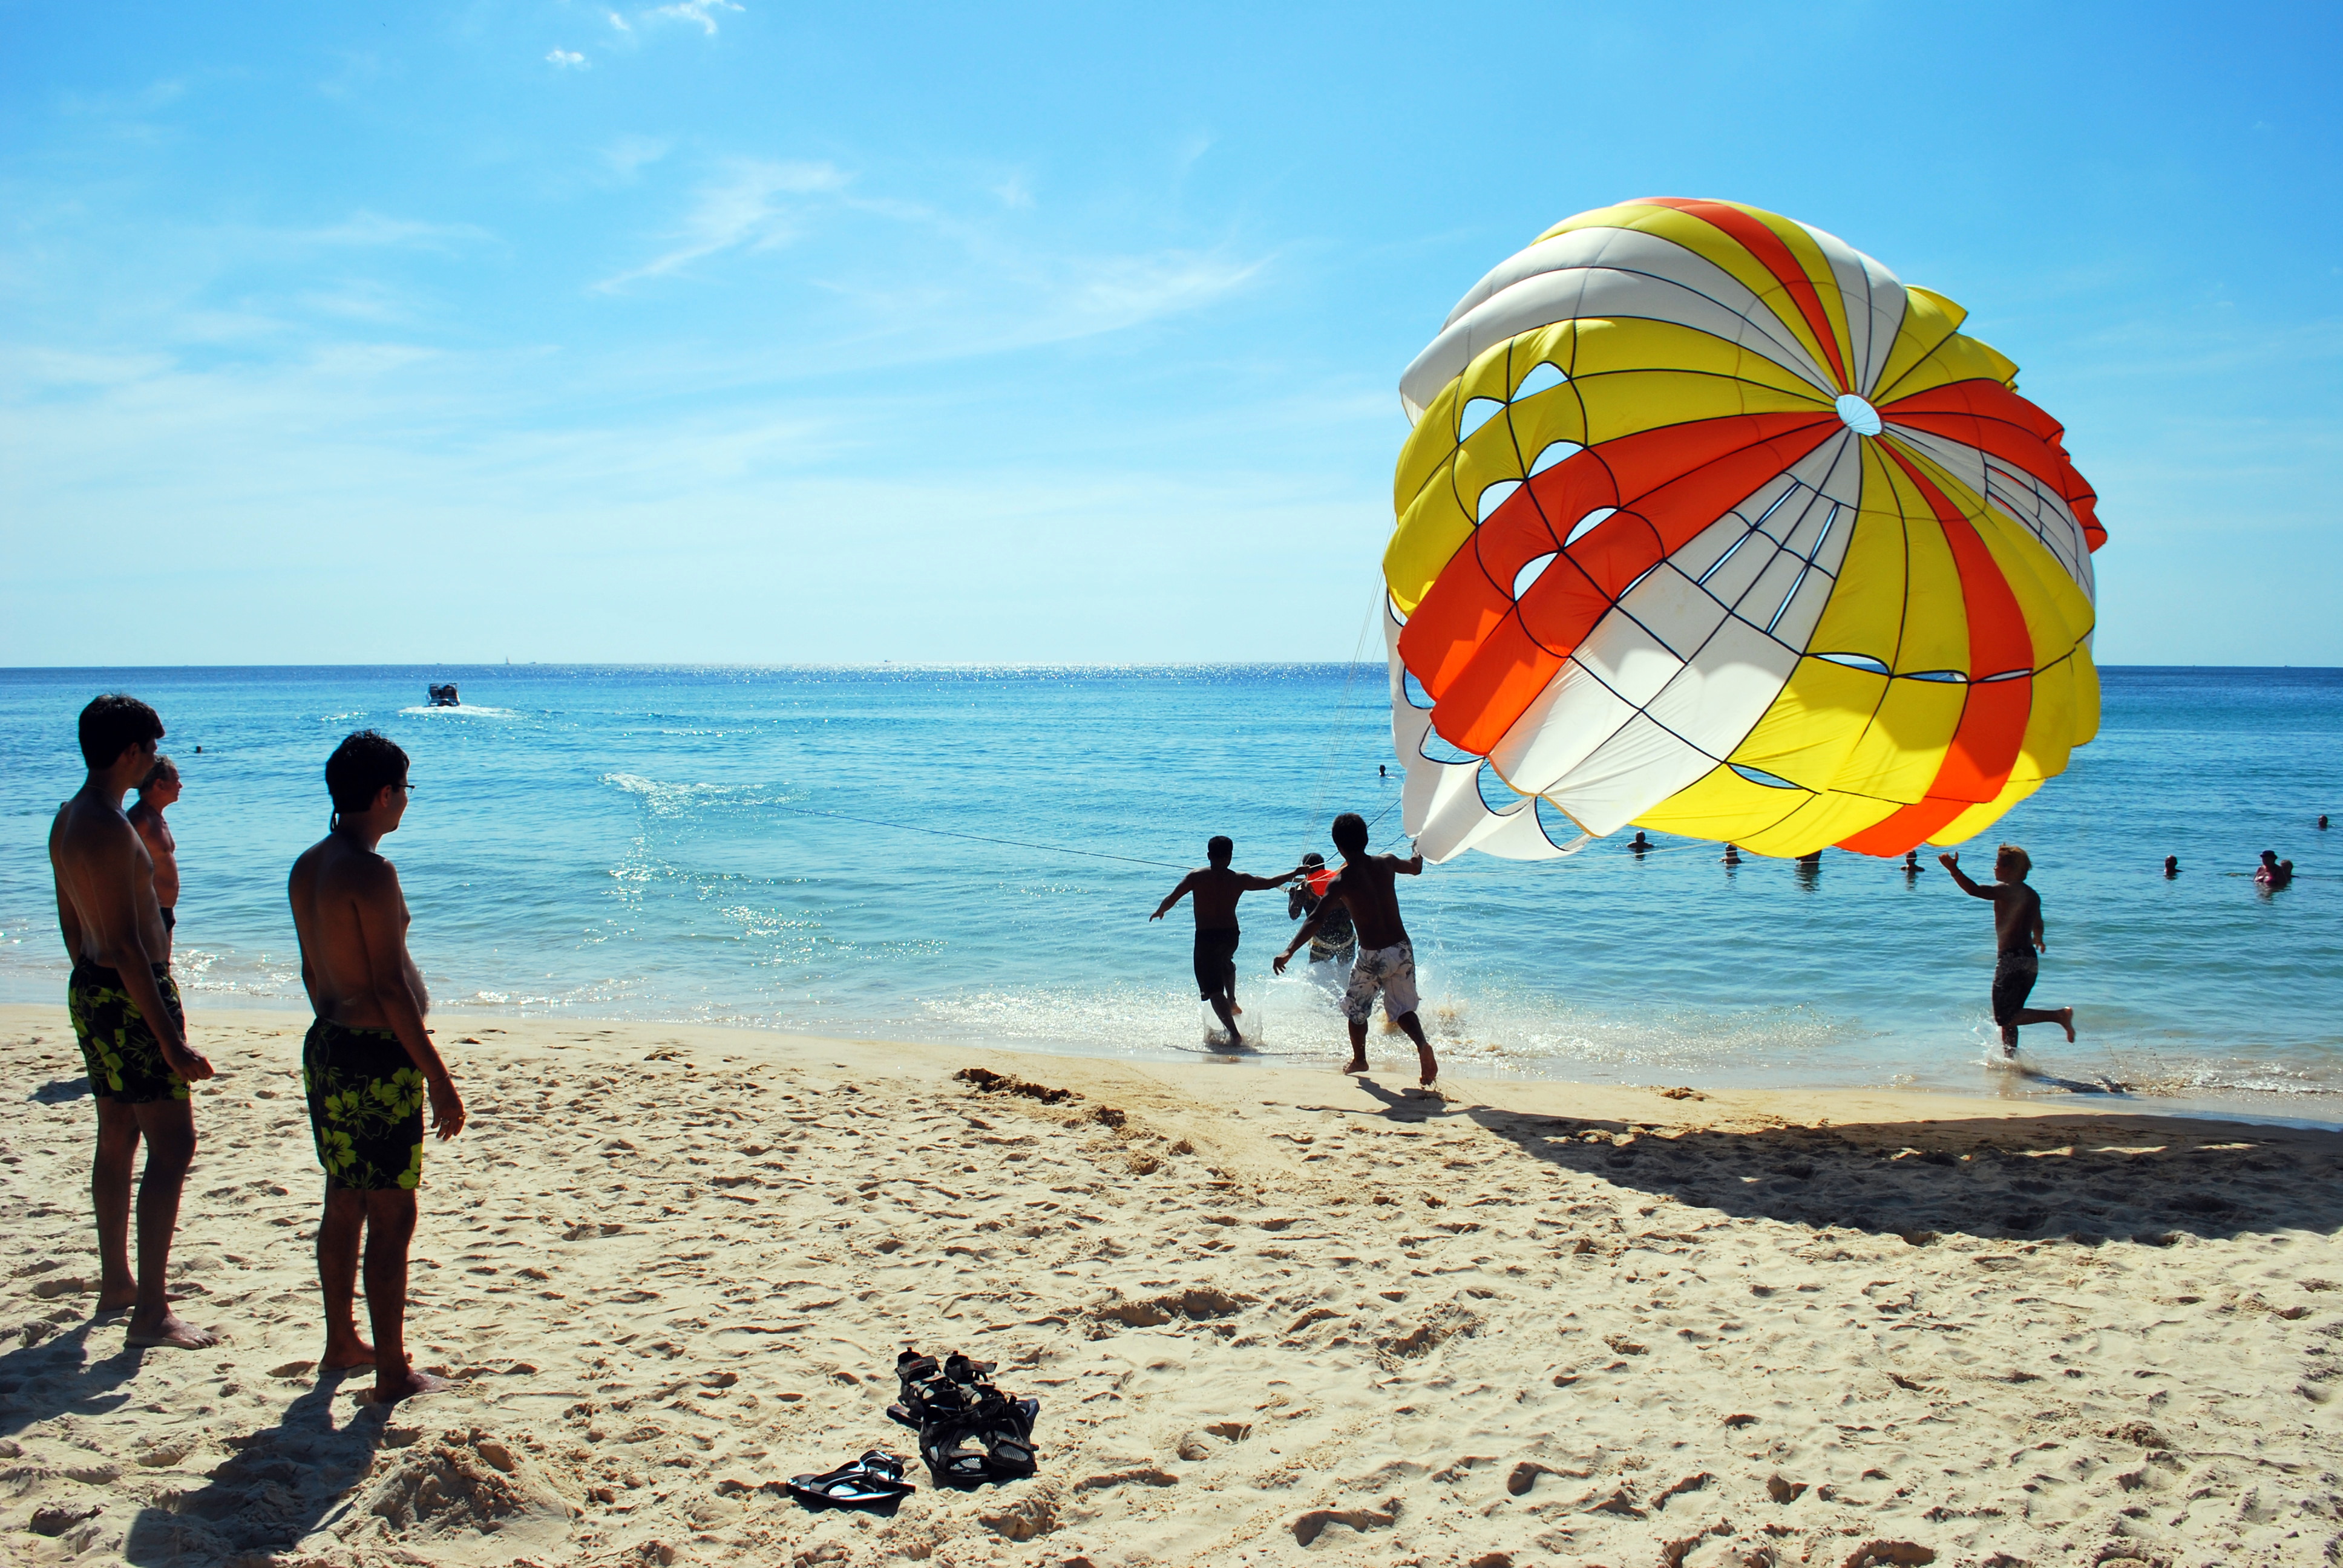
[{"left": 2, "top": 665, "right": 2336, "bottom": 1119}]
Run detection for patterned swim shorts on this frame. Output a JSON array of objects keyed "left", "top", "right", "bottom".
[
  {"left": 303, "top": 1019, "right": 425, "bottom": 1192},
  {"left": 68, "top": 961, "right": 188, "bottom": 1104},
  {"left": 1342, "top": 941, "right": 1420, "bottom": 1025}
]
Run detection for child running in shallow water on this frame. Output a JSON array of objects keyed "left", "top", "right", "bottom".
[
  {"left": 1939, "top": 843, "right": 2075, "bottom": 1057},
  {"left": 1275, "top": 812, "right": 1440, "bottom": 1086},
  {"left": 1149, "top": 837, "right": 1299, "bottom": 1048}
]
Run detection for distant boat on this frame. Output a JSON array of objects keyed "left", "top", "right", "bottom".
[{"left": 427, "top": 682, "right": 460, "bottom": 707}]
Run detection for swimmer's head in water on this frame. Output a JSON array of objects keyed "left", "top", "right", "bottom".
[
  {"left": 327, "top": 730, "right": 411, "bottom": 818},
  {"left": 1996, "top": 843, "right": 2031, "bottom": 878},
  {"left": 1206, "top": 835, "right": 1233, "bottom": 867},
  {"left": 2261, "top": 849, "right": 2279, "bottom": 864},
  {"left": 1331, "top": 812, "right": 1369, "bottom": 857}
]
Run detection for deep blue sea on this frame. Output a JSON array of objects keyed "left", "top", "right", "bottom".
[{"left": 3, "top": 665, "right": 2336, "bottom": 1120}]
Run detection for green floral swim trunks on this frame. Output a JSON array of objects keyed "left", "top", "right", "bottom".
[
  {"left": 303, "top": 1019, "right": 425, "bottom": 1192},
  {"left": 68, "top": 961, "right": 188, "bottom": 1103}
]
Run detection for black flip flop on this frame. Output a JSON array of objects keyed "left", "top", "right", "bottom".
[{"left": 786, "top": 1448, "right": 915, "bottom": 1508}]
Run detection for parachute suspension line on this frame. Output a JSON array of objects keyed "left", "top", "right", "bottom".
[
  {"left": 1303, "top": 573, "right": 1392, "bottom": 838},
  {"left": 761, "top": 800, "right": 1193, "bottom": 871}
]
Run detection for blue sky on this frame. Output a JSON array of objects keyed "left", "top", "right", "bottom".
[{"left": 4, "top": 1, "right": 2338, "bottom": 665}]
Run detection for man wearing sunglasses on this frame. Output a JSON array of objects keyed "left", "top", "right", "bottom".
[{"left": 288, "top": 729, "right": 466, "bottom": 1405}]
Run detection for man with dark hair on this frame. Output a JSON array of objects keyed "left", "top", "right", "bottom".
[
  {"left": 1275, "top": 811, "right": 1440, "bottom": 1086},
  {"left": 50, "top": 694, "right": 217, "bottom": 1349},
  {"left": 289, "top": 731, "right": 467, "bottom": 1403},
  {"left": 1940, "top": 842, "right": 2074, "bottom": 1056},
  {"left": 127, "top": 756, "right": 183, "bottom": 959},
  {"left": 1150, "top": 836, "right": 1299, "bottom": 1047}
]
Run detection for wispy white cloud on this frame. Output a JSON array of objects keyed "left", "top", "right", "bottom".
[
  {"left": 643, "top": 0, "right": 742, "bottom": 36},
  {"left": 608, "top": 11, "right": 632, "bottom": 33},
  {"left": 547, "top": 48, "right": 590, "bottom": 70},
  {"left": 592, "top": 158, "right": 850, "bottom": 291},
  {"left": 299, "top": 211, "right": 494, "bottom": 251},
  {"left": 603, "top": 135, "right": 673, "bottom": 182}
]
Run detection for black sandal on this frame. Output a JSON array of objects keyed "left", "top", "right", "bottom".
[
  {"left": 786, "top": 1448, "right": 915, "bottom": 1508},
  {"left": 892, "top": 1347, "right": 966, "bottom": 1430},
  {"left": 920, "top": 1417, "right": 993, "bottom": 1487}
]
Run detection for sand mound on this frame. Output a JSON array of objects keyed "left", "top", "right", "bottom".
[{"left": 341, "top": 1428, "right": 573, "bottom": 1562}]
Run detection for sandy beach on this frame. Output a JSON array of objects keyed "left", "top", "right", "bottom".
[{"left": 4, "top": 1005, "right": 2339, "bottom": 1568}]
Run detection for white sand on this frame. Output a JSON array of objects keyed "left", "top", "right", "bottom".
[{"left": 4, "top": 1005, "right": 2340, "bottom": 1567}]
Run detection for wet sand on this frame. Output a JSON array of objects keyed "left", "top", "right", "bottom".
[{"left": 3, "top": 1005, "right": 2339, "bottom": 1567}]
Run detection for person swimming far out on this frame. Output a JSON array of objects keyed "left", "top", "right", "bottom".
[
  {"left": 2255, "top": 851, "right": 2293, "bottom": 890},
  {"left": 1287, "top": 852, "right": 1357, "bottom": 970},
  {"left": 1149, "top": 837, "right": 1300, "bottom": 1047},
  {"left": 1721, "top": 844, "right": 1742, "bottom": 866},
  {"left": 1902, "top": 849, "right": 1922, "bottom": 877},
  {"left": 1274, "top": 812, "right": 1440, "bottom": 1087},
  {"left": 1939, "top": 843, "right": 2074, "bottom": 1057},
  {"left": 1628, "top": 831, "right": 1651, "bottom": 855},
  {"left": 2164, "top": 855, "right": 2180, "bottom": 878}
]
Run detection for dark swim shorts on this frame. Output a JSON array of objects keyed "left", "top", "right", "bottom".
[
  {"left": 303, "top": 1019, "right": 425, "bottom": 1192},
  {"left": 1991, "top": 951, "right": 2039, "bottom": 1026},
  {"left": 68, "top": 961, "right": 188, "bottom": 1103},
  {"left": 1193, "top": 927, "right": 1240, "bottom": 998}
]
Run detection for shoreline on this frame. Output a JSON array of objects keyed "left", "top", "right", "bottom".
[
  {"left": 6, "top": 1005, "right": 2341, "bottom": 1565},
  {"left": 8, "top": 987, "right": 2336, "bottom": 1133}
]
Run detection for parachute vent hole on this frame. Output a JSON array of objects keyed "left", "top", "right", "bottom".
[
  {"left": 1906, "top": 669, "right": 1969, "bottom": 684},
  {"left": 1977, "top": 668, "right": 2031, "bottom": 684},
  {"left": 1565, "top": 507, "right": 1616, "bottom": 547},
  {"left": 1418, "top": 725, "right": 1482, "bottom": 766},
  {"left": 1457, "top": 397, "right": 1506, "bottom": 442},
  {"left": 1477, "top": 480, "right": 1521, "bottom": 524},
  {"left": 1512, "top": 361, "right": 1568, "bottom": 400},
  {"left": 1766, "top": 564, "right": 1812, "bottom": 635},
  {"left": 1532, "top": 795, "right": 1579, "bottom": 847},
  {"left": 1697, "top": 528, "right": 1757, "bottom": 587},
  {"left": 1512, "top": 552, "right": 1557, "bottom": 601},
  {"left": 1401, "top": 667, "right": 1434, "bottom": 710},
  {"left": 1475, "top": 764, "right": 1530, "bottom": 816},
  {"left": 1815, "top": 652, "right": 1890, "bottom": 675},
  {"left": 1729, "top": 763, "right": 1804, "bottom": 791},
  {"left": 1529, "top": 440, "right": 1582, "bottom": 477}
]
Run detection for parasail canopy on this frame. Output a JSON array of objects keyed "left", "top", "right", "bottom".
[{"left": 1385, "top": 198, "right": 2105, "bottom": 863}]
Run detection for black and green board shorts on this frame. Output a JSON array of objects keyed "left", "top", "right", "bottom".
[
  {"left": 303, "top": 1019, "right": 425, "bottom": 1192},
  {"left": 69, "top": 961, "right": 189, "bottom": 1103}
]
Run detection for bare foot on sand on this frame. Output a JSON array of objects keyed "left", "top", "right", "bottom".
[
  {"left": 125, "top": 1310, "right": 217, "bottom": 1349},
  {"left": 1417, "top": 1044, "right": 1439, "bottom": 1088},
  {"left": 1343, "top": 1056, "right": 1369, "bottom": 1075},
  {"left": 95, "top": 1287, "right": 137, "bottom": 1316},
  {"left": 321, "top": 1333, "right": 377, "bottom": 1371},
  {"left": 362, "top": 1365, "right": 454, "bottom": 1406},
  {"left": 2059, "top": 1007, "right": 2076, "bottom": 1042}
]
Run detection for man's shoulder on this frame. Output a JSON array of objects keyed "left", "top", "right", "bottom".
[{"left": 53, "top": 793, "right": 133, "bottom": 854}]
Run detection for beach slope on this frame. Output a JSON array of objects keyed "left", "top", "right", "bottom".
[{"left": 3, "top": 1007, "right": 2339, "bottom": 1566}]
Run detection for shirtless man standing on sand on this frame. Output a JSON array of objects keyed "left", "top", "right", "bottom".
[
  {"left": 50, "top": 694, "right": 218, "bottom": 1349},
  {"left": 126, "top": 756, "right": 182, "bottom": 959},
  {"left": 1150, "top": 836, "right": 1299, "bottom": 1047},
  {"left": 1939, "top": 843, "right": 2075, "bottom": 1057},
  {"left": 1274, "top": 811, "right": 1440, "bottom": 1086},
  {"left": 287, "top": 731, "right": 466, "bottom": 1403}
]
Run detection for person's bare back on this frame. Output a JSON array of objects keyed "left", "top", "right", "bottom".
[
  {"left": 1323, "top": 854, "right": 1413, "bottom": 952},
  {"left": 289, "top": 834, "right": 431, "bottom": 1031}
]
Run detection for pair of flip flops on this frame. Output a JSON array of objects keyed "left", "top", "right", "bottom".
[
  {"left": 785, "top": 1448, "right": 915, "bottom": 1508},
  {"left": 889, "top": 1348, "right": 1040, "bottom": 1486}
]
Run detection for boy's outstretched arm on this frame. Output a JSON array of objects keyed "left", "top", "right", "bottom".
[
  {"left": 1148, "top": 873, "right": 1197, "bottom": 921},
  {"left": 1937, "top": 851, "right": 1994, "bottom": 899},
  {"left": 1273, "top": 903, "right": 1331, "bottom": 974},
  {"left": 1236, "top": 868, "right": 1302, "bottom": 892}
]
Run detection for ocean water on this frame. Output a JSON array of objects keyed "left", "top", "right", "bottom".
[{"left": 2, "top": 665, "right": 2337, "bottom": 1121}]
